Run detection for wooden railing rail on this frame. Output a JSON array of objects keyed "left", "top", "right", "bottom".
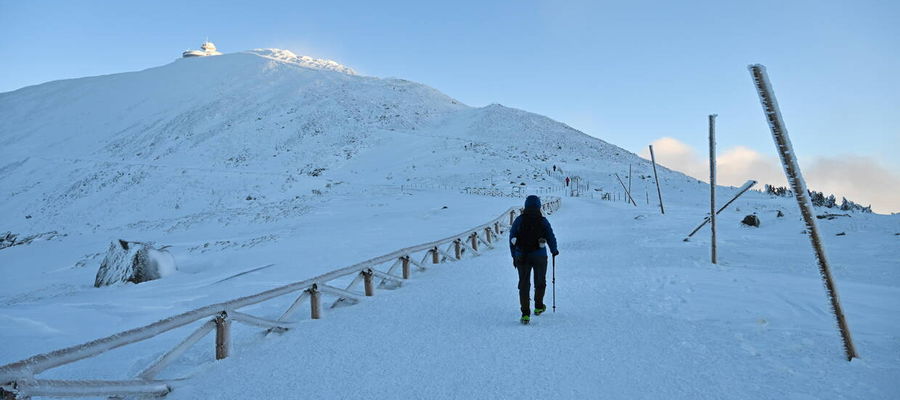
[{"left": 0, "top": 197, "right": 561, "bottom": 399}]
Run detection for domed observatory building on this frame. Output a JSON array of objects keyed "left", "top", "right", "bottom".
[{"left": 182, "top": 41, "right": 223, "bottom": 58}]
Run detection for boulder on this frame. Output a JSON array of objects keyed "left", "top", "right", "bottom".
[
  {"left": 94, "top": 240, "right": 176, "bottom": 287},
  {"left": 741, "top": 214, "right": 761, "bottom": 227}
]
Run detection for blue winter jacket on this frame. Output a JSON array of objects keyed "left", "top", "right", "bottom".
[{"left": 509, "top": 210, "right": 558, "bottom": 258}]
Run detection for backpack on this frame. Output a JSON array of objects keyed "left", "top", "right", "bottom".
[{"left": 516, "top": 213, "right": 545, "bottom": 253}]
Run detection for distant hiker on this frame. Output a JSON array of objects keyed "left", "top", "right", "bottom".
[
  {"left": 510, "top": 195, "right": 559, "bottom": 324},
  {"left": 553, "top": 165, "right": 557, "bottom": 172},
  {"left": 565, "top": 177, "right": 570, "bottom": 187}
]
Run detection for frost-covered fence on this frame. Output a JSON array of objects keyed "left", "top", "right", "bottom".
[
  {"left": 749, "top": 64, "right": 857, "bottom": 361},
  {"left": 0, "top": 198, "right": 561, "bottom": 399}
]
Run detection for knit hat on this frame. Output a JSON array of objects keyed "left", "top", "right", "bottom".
[{"left": 524, "top": 195, "right": 541, "bottom": 210}]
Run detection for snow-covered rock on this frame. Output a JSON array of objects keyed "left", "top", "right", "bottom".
[
  {"left": 94, "top": 240, "right": 176, "bottom": 287},
  {"left": 247, "top": 48, "right": 357, "bottom": 75}
]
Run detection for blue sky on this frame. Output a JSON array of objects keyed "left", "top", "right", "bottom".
[{"left": 1, "top": 0, "right": 898, "bottom": 211}]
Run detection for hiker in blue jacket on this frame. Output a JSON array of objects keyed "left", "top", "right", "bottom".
[{"left": 509, "top": 195, "right": 558, "bottom": 323}]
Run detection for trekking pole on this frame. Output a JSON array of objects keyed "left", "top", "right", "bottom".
[{"left": 552, "top": 254, "right": 557, "bottom": 313}]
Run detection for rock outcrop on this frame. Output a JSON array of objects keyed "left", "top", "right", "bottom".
[{"left": 94, "top": 240, "right": 176, "bottom": 287}]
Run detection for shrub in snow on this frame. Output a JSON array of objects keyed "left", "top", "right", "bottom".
[
  {"left": 0, "top": 230, "right": 64, "bottom": 250},
  {"left": 741, "top": 215, "right": 761, "bottom": 227},
  {"left": 764, "top": 185, "right": 871, "bottom": 213},
  {"left": 94, "top": 240, "right": 177, "bottom": 287}
]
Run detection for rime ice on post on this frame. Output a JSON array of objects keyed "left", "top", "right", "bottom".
[{"left": 748, "top": 64, "right": 858, "bottom": 361}]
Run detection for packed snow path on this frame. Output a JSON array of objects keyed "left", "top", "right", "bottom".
[{"left": 170, "top": 197, "right": 899, "bottom": 399}]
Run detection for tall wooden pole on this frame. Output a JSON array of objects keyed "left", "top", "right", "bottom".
[
  {"left": 749, "top": 64, "right": 858, "bottom": 361},
  {"left": 709, "top": 114, "right": 718, "bottom": 264},
  {"left": 649, "top": 145, "right": 665, "bottom": 214},
  {"left": 628, "top": 164, "right": 632, "bottom": 198}
]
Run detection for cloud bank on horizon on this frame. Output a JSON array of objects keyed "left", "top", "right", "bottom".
[{"left": 641, "top": 137, "right": 900, "bottom": 214}]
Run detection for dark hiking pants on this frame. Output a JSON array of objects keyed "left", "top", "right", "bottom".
[{"left": 515, "top": 254, "right": 548, "bottom": 315}]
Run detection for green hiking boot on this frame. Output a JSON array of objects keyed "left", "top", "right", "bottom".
[
  {"left": 534, "top": 306, "right": 547, "bottom": 316},
  {"left": 520, "top": 315, "right": 531, "bottom": 325}
]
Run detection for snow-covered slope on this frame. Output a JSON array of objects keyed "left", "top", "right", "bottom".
[{"left": 0, "top": 48, "right": 658, "bottom": 235}]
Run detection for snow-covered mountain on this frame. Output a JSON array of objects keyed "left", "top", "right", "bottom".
[{"left": 0, "top": 48, "right": 670, "bottom": 235}]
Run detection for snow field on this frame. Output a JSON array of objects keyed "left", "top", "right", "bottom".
[
  {"left": 167, "top": 197, "right": 900, "bottom": 400},
  {"left": 0, "top": 190, "right": 513, "bottom": 366}
]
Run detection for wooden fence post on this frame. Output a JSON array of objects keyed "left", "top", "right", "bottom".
[
  {"left": 649, "top": 144, "right": 665, "bottom": 214},
  {"left": 494, "top": 221, "right": 500, "bottom": 235},
  {"left": 431, "top": 247, "right": 439, "bottom": 264},
  {"left": 485, "top": 227, "right": 493, "bottom": 244},
  {"left": 309, "top": 285, "right": 321, "bottom": 320},
  {"left": 454, "top": 239, "right": 462, "bottom": 259},
  {"left": 401, "top": 256, "right": 410, "bottom": 279},
  {"left": 749, "top": 64, "right": 857, "bottom": 361},
  {"left": 362, "top": 270, "right": 374, "bottom": 297},
  {"left": 214, "top": 312, "right": 230, "bottom": 360},
  {"left": 628, "top": 164, "right": 632, "bottom": 198},
  {"left": 509, "top": 210, "right": 515, "bottom": 225},
  {"left": 709, "top": 114, "right": 718, "bottom": 264},
  {"left": 470, "top": 233, "right": 478, "bottom": 252}
]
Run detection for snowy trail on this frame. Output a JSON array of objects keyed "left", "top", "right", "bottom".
[{"left": 168, "top": 197, "right": 899, "bottom": 399}]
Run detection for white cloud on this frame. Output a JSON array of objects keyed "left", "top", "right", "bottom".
[
  {"left": 641, "top": 137, "right": 899, "bottom": 214},
  {"left": 806, "top": 156, "right": 900, "bottom": 214}
]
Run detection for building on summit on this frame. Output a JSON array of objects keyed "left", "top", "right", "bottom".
[{"left": 182, "top": 41, "right": 222, "bottom": 58}]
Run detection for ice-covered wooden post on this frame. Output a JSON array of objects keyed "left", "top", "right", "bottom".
[
  {"left": 214, "top": 312, "right": 230, "bottom": 360},
  {"left": 401, "top": 256, "right": 411, "bottom": 279},
  {"left": 470, "top": 233, "right": 478, "bottom": 252},
  {"left": 362, "top": 270, "right": 374, "bottom": 296},
  {"left": 485, "top": 227, "right": 493, "bottom": 244},
  {"left": 309, "top": 285, "right": 321, "bottom": 320},
  {"left": 749, "top": 64, "right": 858, "bottom": 361},
  {"left": 649, "top": 145, "right": 665, "bottom": 214},
  {"left": 509, "top": 210, "right": 515, "bottom": 225},
  {"left": 709, "top": 114, "right": 718, "bottom": 264},
  {"left": 431, "top": 247, "right": 439, "bottom": 264},
  {"left": 454, "top": 239, "right": 462, "bottom": 259},
  {"left": 628, "top": 164, "right": 632, "bottom": 198}
]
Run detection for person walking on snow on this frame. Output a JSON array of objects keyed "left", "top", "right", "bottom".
[
  {"left": 510, "top": 195, "right": 559, "bottom": 324},
  {"left": 565, "top": 177, "right": 570, "bottom": 187}
]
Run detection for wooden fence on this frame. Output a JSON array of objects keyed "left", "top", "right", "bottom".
[{"left": 0, "top": 197, "right": 561, "bottom": 399}]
